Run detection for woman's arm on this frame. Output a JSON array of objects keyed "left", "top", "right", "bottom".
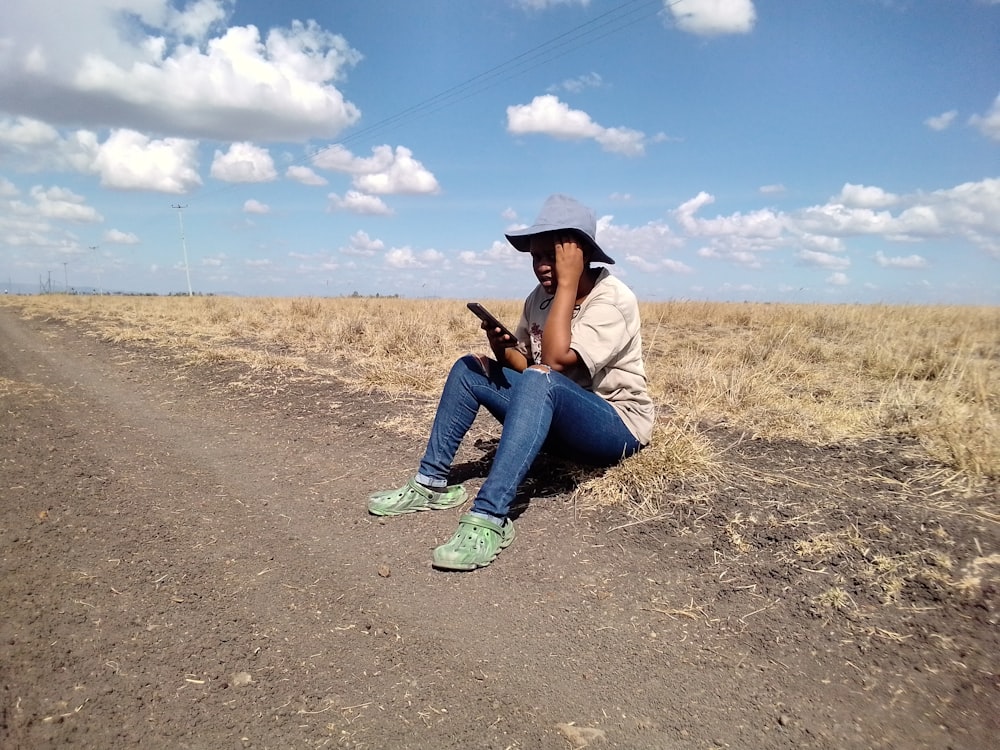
[
  {"left": 500, "top": 345, "right": 529, "bottom": 372},
  {"left": 484, "top": 323, "right": 529, "bottom": 372},
  {"left": 539, "top": 235, "right": 584, "bottom": 372}
]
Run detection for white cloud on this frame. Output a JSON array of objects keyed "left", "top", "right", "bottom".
[
  {"left": 385, "top": 246, "right": 444, "bottom": 269},
  {"left": 313, "top": 144, "right": 439, "bottom": 194},
  {"left": 93, "top": 129, "right": 202, "bottom": 193},
  {"left": 796, "top": 204, "right": 896, "bottom": 236},
  {"left": 874, "top": 250, "right": 928, "bottom": 269},
  {"left": 327, "top": 190, "right": 392, "bottom": 215},
  {"left": 759, "top": 184, "right": 786, "bottom": 195},
  {"left": 650, "top": 132, "right": 680, "bottom": 145},
  {"left": 892, "top": 205, "right": 940, "bottom": 236},
  {"left": 675, "top": 191, "right": 784, "bottom": 238},
  {"left": 103, "top": 228, "right": 139, "bottom": 244},
  {"left": 354, "top": 148, "right": 439, "bottom": 195},
  {"left": 664, "top": 177, "right": 1000, "bottom": 274},
  {"left": 0, "top": 2, "right": 363, "bottom": 142},
  {"left": 597, "top": 215, "right": 683, "bottom": 268},
  {"left": 385, "top": 246, "right": 417, "bottom": 268},
  {"left": 924, "top": 110, "right": 958, "bottom": 132},
  {"left": 288, "top": 248, "right": 340, "bottom": 273},
  {"left": 550, "top": 72, "right": 603, "bottom": 93},
  {"left": 797, "top": 233, "right": 845, "bottom": 254},
  {"left": 506, "top": 95, "right": 647, "bottom": 156},
  {"left": 211, "top": 142, "right": 277, "bottom": 183},
  {"left": 797, "top": 178, "right": 1000, "bottom": 255},
  {"left": 626, "top": 254, "right": 692, "bottom": 273},
  {"left": 836, "top": 183, "right": 899, "bottom": 209},
  {"left": 0, "top": 124, "right": 203, "bottom": 193},
  {"left": 595, "top": 126, "right": 649, "bottom": 157},
  {"left": 0, "top": 124, "right": 89, "bottom": 174},
  {"left": 286, "top": 165, "right": 328, "bottom": 186},
  {"left": 0, "top": 181, "right": 102, "bottom": 273},
  {"left": 904, "top": 178, "right": 1000, "bottom": 257},
  {"left": 341, "top": 230, "right": 385, "bottom": 256},
  {"left": 677, "top": 191, "right": 714, "bottom": 217},
  {"left": 166, "top": 0, "right": 229, "bottom": 41},
  {"left": 459, "top": 240, "right": 524, "bottom": 269},
  {"left": 697, "top": 245, "right": 762, "bottom": 268},
  {"left": 665, "top": 0, "right": 757, "bottom": 36},
  {"left": 796, "top": 249, "right": 850, "bottom": 270},
  {"left": 243, "top": 199, "right": 270, "bottom": 214},
  {"left": 969, "top": 93, "right": 1000, "bottom": 142},
  {"left": 826, "top": 272, "right": 849, "bottom": 286},
  {"left": 0, "top": 116, "right": 60, "bottom": 149},
  {"left": 29, "top": 185, "right": 103, "bottom": 223},
  {"left": 312, "top": 144, "right": 375, "bottom": 173}
]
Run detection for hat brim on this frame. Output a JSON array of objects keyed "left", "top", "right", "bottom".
[{"left": 505, "top": 226, "right": 615, "bottom": 265}]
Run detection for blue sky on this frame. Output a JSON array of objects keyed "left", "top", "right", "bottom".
[{"left": 1, "top": 0, "right": 998, "bottom": 302}]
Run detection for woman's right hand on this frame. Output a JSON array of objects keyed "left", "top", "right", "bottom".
[
  {"left": 482, "top": 320, "right": 517, "bottom": 351},
  {"left": 482, "top": 323, "right": 528, "bottom": 372}
]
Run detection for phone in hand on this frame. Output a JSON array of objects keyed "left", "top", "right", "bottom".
[{"left": 467, "top": 302, "right": 517, "bottom": 343}]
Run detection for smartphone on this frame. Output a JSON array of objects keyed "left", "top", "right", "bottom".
[{"left": 467, "top": 302, "right": 517, "bottom": 342}]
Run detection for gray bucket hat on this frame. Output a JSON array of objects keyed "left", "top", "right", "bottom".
[{"left": 505, "top": 194, "right": 615, "bottom": 265}]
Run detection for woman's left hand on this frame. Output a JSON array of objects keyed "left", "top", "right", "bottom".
[{"left": 554, "top": 234, "right": 585, "bottom": 289}]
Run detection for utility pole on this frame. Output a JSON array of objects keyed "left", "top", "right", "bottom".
[
  {"left": 63, "top": 261, "right": 69, "bottom": 293},
  {"left": 89, "top": 245, "right": 102, "bottom": 295},
  {"left": 171, "top": 204, "right": 193, "bottom": 296}
]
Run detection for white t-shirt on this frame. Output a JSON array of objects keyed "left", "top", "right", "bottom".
[{"left": 514, "top": 269, "right": 655, "bottom": 444}]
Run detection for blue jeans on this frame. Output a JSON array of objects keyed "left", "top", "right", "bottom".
[{"left": 415, "top": 355, "right": 643, "bottom": 519}]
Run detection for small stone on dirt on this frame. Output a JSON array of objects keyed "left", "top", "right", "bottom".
[
  {"left": 377, "top": 564, "right": 391, "bottom": 578},
  {"left": 232, "top": 671, "right": 253, "bottom": 687},
  {"left": 556, "top": 723, "right": 606, "bottom": 748}
]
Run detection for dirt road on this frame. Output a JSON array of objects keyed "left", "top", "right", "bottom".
[{"left": 1, "top": 307, "right": 997, "bottom": 749}]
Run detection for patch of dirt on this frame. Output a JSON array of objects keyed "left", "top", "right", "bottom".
[{"left": 1, "top": 308, "right": 997, "bottom": 749}]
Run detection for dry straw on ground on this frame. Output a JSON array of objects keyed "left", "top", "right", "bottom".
[{"left": 4, "top": 295, "right": 998, "bottom": 512}]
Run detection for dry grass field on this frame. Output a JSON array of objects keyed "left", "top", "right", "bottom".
[{"left": 6, "top": 294, "right": 997, "bottom": 493}]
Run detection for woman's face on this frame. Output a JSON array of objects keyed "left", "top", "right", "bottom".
[
  {"left": 529, "top": 233, "right": 558, "bottom": 293},
  {"left": 529, "top": 232, "right": 590, "bottom": 293}
]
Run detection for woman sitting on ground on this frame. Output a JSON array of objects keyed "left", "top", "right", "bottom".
[{"left": 368, "top": 193, "right": 655, "bottom": 571}]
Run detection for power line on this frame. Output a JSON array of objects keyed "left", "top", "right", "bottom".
[
  {"left": 326, "top": 0, "right": 666, "bottom": 152},
  {"left": 205, "top": 0, "right": 674, "bottom": 201}
]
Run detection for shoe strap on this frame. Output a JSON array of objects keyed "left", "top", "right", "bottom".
[
  {"left": 405, "top": 478, "right": 435, "bottom": 499},
  {"left": 458, "top": 513, "right": 504, "bottom": 534}
]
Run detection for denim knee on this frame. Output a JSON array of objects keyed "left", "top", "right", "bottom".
[
  {"left": 442, "top": 354, "right": 487, "bottom": 390},
  {"left": 516, "top": 364, "right": 554, "bottom": 398},
  {"left": 456, "top": 353, "right": 482, "bottom": 374}
]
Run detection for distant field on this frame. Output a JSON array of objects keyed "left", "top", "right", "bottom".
[{"left": 4, "top": 294, "right": 997, "bottom": 507}]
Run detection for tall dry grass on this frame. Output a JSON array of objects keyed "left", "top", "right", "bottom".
[{"left": 3, "top": 295, "right": 997, "bottom": 496}]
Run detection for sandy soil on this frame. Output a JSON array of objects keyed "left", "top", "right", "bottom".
[{"left": 1, "top": 307, "right": 997, "bottom": 749}]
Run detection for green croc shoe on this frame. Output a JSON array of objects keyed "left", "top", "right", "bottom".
[
  {"left": 432, "top": 513, "right": 516, "bottom": 571},
  {"left": 368, "top": 478, "right": 467, "bottom": 516}
]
